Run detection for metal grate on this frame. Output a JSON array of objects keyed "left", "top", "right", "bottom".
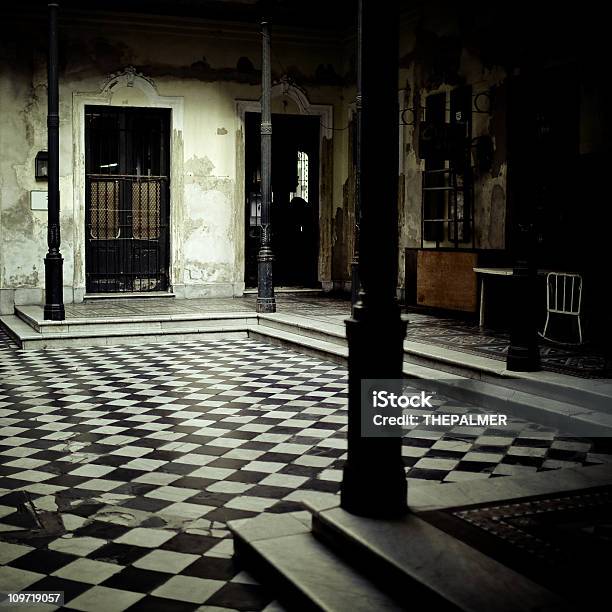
[
  {"left": 85, "top": 106, "right": 170, "bottom": 293},
  {"left": 90, "top": 180, "right": 119, "bottom": 239},
  {"left": 132, "top": 180, "right": 161, "bottom": 240}
]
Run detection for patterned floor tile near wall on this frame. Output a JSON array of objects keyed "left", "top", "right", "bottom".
[
  {"left": 0, "top": 334, "right": 611, "bottom": 610},
  {"left": 59, "top": 295, "right": 350, "bottom": 321},
  {"left": 404, "top": 312, "right": 612, "bottom": 379},
  {"left": 419, "top": 486, "right": 612, "bottom": 607}
]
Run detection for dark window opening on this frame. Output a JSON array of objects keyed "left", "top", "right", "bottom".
[{"left": 420, "top": 86, "right": 474, "bottom": 249}]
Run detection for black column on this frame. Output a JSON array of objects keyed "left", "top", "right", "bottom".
[
  {"left": 350, "top": 0, "right": 362, "bottom": 314},
  {"left": 506, "top": 229, "right": 539, "bottom": 371},
  {"left": 256, "top": 10, "right": 276, "bottom": 314},
  {"left": 341, "top": 1, "right": 407, "bottom": 518},
  {"left": 506, "top": 73, "right": 539, "bottom": 372},
  {"left": 44, "top": 2, "right": 65, "bottom": 321}
]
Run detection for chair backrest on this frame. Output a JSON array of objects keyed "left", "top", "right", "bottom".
[{"left": 546, "top": 272, "right": 582, "bottom": 315}]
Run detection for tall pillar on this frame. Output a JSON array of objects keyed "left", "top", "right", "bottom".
[
  {"left": 44, "top": 2, "right": 65, "bottom": 321},
  {"left": 506, "top": 73, "right": 539, "bottom": 372},
  {"left": 341, "top": 0, "right": 407, "bottom": 518},
  {"left": 350, "top": 0, "right": 362, "bottom": 314},
  {"left": 506, "top": 226, "right": 540, "bottom": 371},
  {"left": 256, "top": 8, "right": 276, "bottom": 314}
]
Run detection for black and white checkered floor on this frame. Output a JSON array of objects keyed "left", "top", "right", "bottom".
[{"left": 1, "top": 330, "right": 611, "bottom": 611}]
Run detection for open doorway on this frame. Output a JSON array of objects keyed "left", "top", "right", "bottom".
[{"left": 244, "top": 112, "right": 320, "bottom": 288}]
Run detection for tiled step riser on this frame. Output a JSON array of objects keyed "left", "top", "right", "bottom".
[
  {"left": 232, "top": 536, "right": 323, "bottom": 612},
  {"left": 20, "top": 330, "right": 248, "bottom": 350},
  {"left": 248, "top": 329, "right": 347, "bottom": 366},
  {"left": 311, "top": 515, "right": 453, "bottom": 610},
  {"left": 258, "top": 318, "right": 346, "bottom": 347}
]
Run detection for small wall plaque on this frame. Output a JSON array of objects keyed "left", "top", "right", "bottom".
[{"left": 31, "top": 190, "right": 48, "bottom": 211}]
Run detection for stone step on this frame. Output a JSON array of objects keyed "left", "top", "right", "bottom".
[
  {"left": 258, "top": 314, "right": 611, "bottom": 413},
  {"left": 248, "top": 322, "right": 347, "bottom": 365},
  {"left": 251, "top": 318, "right": 611, "bottom": 436},
  {"left": 0, "top": 314, "right": 249, "bottom": 349},
  {"left": 402, "top": 361, "right": 612, "bottom": 437},
  {"left": 15, "top": 305, "right": 256, "bottom": 335},
  {"left": 229, "top": 512, "right": 405, "bottom": 612},
  {"left": 306, "top": 501, "right": 568, "bottom": 612},
  {"left": 258, "top": 313, "right": 346, "bottom": 346},
  {"left": 403, "top": 340, "right": 612, "bottom": 410},
  {"left": 5, "top": 304, "right": 608, "bottom": 437}
]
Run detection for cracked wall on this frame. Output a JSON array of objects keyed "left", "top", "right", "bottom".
[
  {"left": 396, "top": 4, "right": 509, "bottom": 294},
  {"left": 0, "top": 10, "right": 348, "bottom": 310}
]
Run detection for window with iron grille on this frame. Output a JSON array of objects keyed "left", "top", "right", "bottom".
[
  {"left": 84, "top": 105, "right": 170, "bottom": 293},
  {"left": 420, "top": 87, "right": 474, "bottom": 249}
]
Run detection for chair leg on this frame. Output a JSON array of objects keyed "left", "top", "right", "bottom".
[
  {"left": 542, "top": 313, "right": 550, "bottom": 340},
  {"left": 577, "top": 315, "right": 583, "bottom": 345}
]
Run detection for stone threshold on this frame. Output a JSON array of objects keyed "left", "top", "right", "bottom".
[
  {"left": 83, "top": 291, "right": 176, "bottom": 300},
  {"left": 243, "top": 287, "right": 324, "bottom": 294}
]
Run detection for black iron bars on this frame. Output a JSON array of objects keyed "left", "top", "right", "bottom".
[{"left": 43, "top": 2, "right": 65, "bottom": 320}]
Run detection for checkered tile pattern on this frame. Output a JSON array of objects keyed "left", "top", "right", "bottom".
[{"left": 0, "top": 330, "right": 611, "bottom": 610}]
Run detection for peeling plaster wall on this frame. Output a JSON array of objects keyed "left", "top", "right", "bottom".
[
  {"left": 0, "top": 12, "right": 347, "bottom": 311},
  {"left": 395, "top": 7, "right": 509, "bottom": 294},
  {"left": 316, "top": 7, "right": 514, "bottom": 297},
  {"left": 0, "top": 37, "right": 57, "bottom": 312}
]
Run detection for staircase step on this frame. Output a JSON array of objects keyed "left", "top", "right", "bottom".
[
  {"left": 402, "top": 360, "right": 612, "bottom": 436},
  {"left": 258, "top": 313, "right": 346, "bottom": 346},
  {"left": 0, "top": 314, "right": 249, "bottom": 349},
  {"left": 251, "top": 319, "right": 611, "bottom": 435},
  {"left": 308, "top": 503, "right": 567, "bottom": 612},
  {"left": 229, "top": 512, "right": 404, "bottom": 612},
  {"left": 249, "top": 323, "right": 347, "bottom": 365},
  {"left": 15, "top": 305, "right": 256, "bottom": 334},
  {"left": 404, "top": 339, "right": 612, "bottom": 409}
]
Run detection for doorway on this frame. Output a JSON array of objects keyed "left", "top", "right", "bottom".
[
  {"left": 244, "top": 112, "right": 320, "bottom": 288},
  {"left": 84, "top": 105, "right": 170, "bottom": 293}
]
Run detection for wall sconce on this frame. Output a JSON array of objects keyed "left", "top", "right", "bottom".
[{"left": 35, "top": 151, "right": 48, "bottom": 180}]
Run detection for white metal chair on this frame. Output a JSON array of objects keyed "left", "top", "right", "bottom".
[{"left": 540, "top": 272, "right": 583, "bottom": 345}]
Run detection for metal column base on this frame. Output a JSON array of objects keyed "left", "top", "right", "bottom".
[
  {"left": 340, "top": 311, "right": 408, "bottom": 519},
  {"left": 256, "top": 254, "right": 276, "bottom": 314},
  {"left": 43, "top": 252, "right": 65, "bottom": 321}
]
